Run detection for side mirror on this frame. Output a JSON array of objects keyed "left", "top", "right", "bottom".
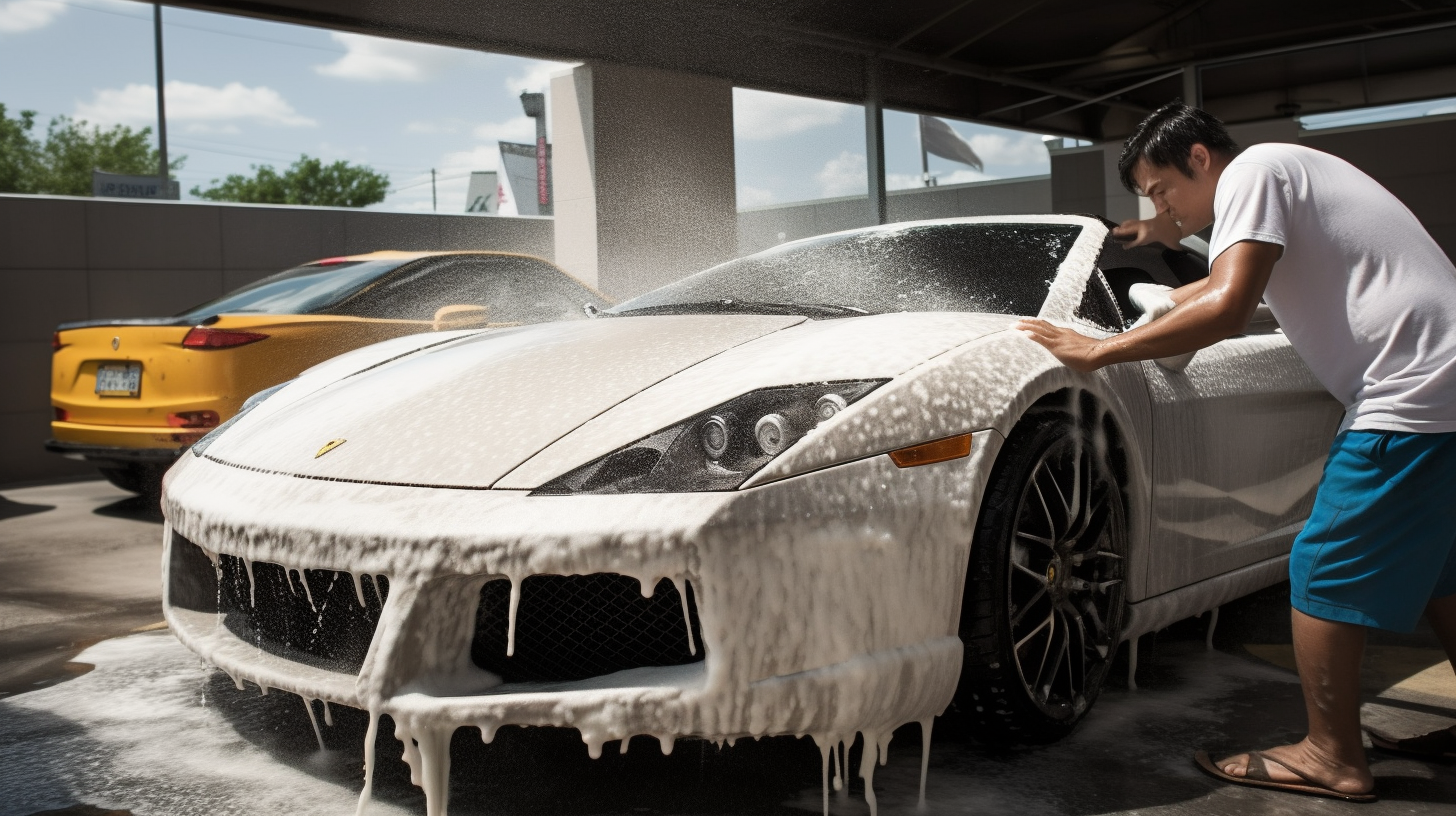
[{"left": 432, "top": 304, "right": 489, "bottom": 331}]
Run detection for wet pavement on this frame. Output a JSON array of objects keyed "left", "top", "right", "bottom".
[{"left": 1, "top": 480, "right": 1453, "bottom": 816}]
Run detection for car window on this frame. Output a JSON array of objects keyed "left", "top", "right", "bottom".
[
  {"left": 337, "top": 256, "right": 607, "bottom": 323},
  {"left": 611, "top": 223, "right": 1083, "bottom": 317},
  {"left": 174, "top": 260, "right": 409, "bottom": 320},
  {"left": 1075, "top": 271, "right": 1125, "bottom": 332},
  {"left": 1097, "top": 236, "right": 1209, "bottom": 328}
]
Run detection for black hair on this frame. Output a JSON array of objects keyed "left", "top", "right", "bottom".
[{"left": 1117, "top": 102, "right": 1238, "bottom": 194}]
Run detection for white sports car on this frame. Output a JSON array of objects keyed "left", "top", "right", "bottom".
[{"left": 160, "top": 215, "right": 1342, "bottom": 814}]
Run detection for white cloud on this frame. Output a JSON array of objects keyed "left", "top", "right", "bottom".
[
  {"left": 315, "top": 32, "right": 470, "bottom": 82},
  {"left": 816, "top": 151, "right": 866, "bottom": 198},
  {"left": 182, "top": 123, "right": 241, "bottom": 136},
  {"left": 735, "top": 90, "right": 850, "bottom": 141},
  {"left": 737, "top": 185, "right": 776, "bottom": 208},
  {"left": 505, "top": 60, "right": 574, "bottom": 96},
  {"left": 473, "top": 115, "right": 535, "bottom": 144},
  {"left": 0, "top": 0, "right": 64, "bottom": 33},
  {"left": 76, "top": 81, "right": 317, "bottom": 128},
  {"left": 966, "top": 132, "right": 1049, "bottom": 167}
]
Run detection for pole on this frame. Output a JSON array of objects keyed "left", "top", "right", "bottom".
[
  {"left": 864, "top": 60, "right": 887, "bottom": 226},
  {"left": 153, "top": 4, "right": 169, "bottom": 190},
  {"left": 918, "top": 116, "right": 930, "bottom": 187},
  {"left": 431, "top": 168, "right": 437, "bottom": 211}
]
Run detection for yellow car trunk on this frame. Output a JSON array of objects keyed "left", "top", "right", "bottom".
[{"left": 52, "top": 314, "right": 425, "bottom": 450}]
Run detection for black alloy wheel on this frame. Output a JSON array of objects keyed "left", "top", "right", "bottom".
[{"left": 955, "top": 411, "right": 1127, "bottom": 745}]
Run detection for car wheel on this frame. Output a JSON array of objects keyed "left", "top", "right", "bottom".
[
  {"left": 955, "top": 411, "right": 1127, "bottom": 745},
  {"left": 97, "top": 463, "right": 168, "bottom": 498}
]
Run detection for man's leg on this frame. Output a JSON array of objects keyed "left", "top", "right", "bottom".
[
  {"left": 1429, "top": 594, "right": 1456, "bottom": 670},
  {"left": 1218, "top": 608, "right": 1373, "bottom": 795}
]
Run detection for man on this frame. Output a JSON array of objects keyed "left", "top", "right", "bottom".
[{"left": 1017, "top": 103, "right": 1456, "bottom": 802}]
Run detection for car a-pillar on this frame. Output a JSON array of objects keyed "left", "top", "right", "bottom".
[{"left": 953, "top": 388, "right": 1132, "bottom": 745}]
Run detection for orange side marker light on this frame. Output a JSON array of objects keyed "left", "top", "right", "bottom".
[{"left": 888, "top": 433, "right": 973, "bottom": 468}]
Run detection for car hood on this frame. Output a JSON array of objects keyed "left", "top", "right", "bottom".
[{"left": 203, "top": 311, "right": 1016, "bottom": 488}]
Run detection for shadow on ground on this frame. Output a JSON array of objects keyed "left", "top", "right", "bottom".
[
  {"left": 91, "top": 496, "right": 163, "bottom": 525},
  {"left": 0, "top": 497, "right": 54, "bottom": 521}
]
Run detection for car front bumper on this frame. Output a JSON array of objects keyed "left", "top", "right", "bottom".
[{"left": 161, "top": 435, "right": 1001, "bottom": 754}]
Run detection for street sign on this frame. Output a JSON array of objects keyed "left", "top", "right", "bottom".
[{"left": 92, "top": 171, "right": 181, "bottom": 200}]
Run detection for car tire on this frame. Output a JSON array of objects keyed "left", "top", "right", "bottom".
[
  {"left": 954, "top": 410, "right": 1127, "bottom": 746},
  {"left": 97, "top": 463, "right": 168, "bottom": 498}
]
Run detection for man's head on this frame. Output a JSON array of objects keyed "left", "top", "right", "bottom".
[{"left": 1117, "top": 103, "right": 1238, "bottom": 236}]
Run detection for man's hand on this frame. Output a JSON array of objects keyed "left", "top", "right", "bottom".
[
  {"left": 1015, "top": 319, "right": 1105, "bottom": 373},
  {"left": 1110, "top": 211, "right": 1183, "bottom": 250}
]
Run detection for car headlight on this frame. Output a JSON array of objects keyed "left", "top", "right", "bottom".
[
  {"left": 191, "top": 380, "right": 293, "bottom": 458},
  {"left": 532, "top": 380, "right": 886, "bottom": 495}
]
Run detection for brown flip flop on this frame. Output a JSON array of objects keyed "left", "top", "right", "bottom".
[
  {"left": 1366, "top": 727, "right": 1456, "bottom": 761},
  {"left": 1194, "top": 749, "right": 1377, "bottom": 803}
]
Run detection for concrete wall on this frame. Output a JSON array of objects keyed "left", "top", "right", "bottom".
[
  {"left": 0, "top": 194, "right": 553, "bottom": 486},
  {"left": 738, "top": 174, "right": 1052, "bottom": 256},
  {"left": 1302, "top": 115, "right": 1456, "bottom": 259},
  {"left": 553, "top": 63, "right": 738, "bottom": 298}
]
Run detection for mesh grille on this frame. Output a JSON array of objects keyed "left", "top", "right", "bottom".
[
  {"left": 471, "top": 574, "right": 704, "bottom": 683},
  {"left": 216, "top": 554, "right": 388, "bottom": 675}
]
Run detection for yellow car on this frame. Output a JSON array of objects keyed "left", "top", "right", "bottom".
[{"left": 49, "top": 250, "right": 608, "bottom": 494}]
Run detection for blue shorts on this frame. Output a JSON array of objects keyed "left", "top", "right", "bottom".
[{"left": 1290, "top": 429, "right": 1456, "bottom": 632}]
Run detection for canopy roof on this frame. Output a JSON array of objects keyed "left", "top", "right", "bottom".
[{"left": 174, "top": 0, "right": 1456, "bottom": 138}]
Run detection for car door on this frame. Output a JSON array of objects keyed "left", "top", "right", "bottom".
[{"left": 1099, "top": 238, "right": 1343, "bottom": 596}]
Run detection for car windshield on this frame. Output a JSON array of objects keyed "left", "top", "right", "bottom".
[
  {"left": 611, "top": 222, "right": 1083, "bottom": 318},
  {"left": 175, "top": 259, "right": 408, "bottom": 320}
]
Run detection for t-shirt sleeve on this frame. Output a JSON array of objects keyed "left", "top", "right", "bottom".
[{"left": 1209, "top": 160, "right": 1290, "bottom": 263}]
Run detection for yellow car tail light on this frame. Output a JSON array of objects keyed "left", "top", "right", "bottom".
[{"left": 182, "top": 327, "right": 270, "bottom": 349}]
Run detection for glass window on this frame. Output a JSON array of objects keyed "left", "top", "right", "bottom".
[
  {"left": 175, "top": 259, "right": 407, "bottom": 320},
  {"left": 613, "top": 223, "right": 1083, "bottom": 318},
  {"left": 1097, "top": 236, "right": 1208, "bottom": 327},
  {"left": 1075, "top": 272, "right": 1125, "bottom": 332},
  {"left": 341, "top": 256, "right": 606, "bottom": 323}
]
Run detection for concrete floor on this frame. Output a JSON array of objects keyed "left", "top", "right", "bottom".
[{"left": 0, "top": 480, "right": 1453, "bottom": 816}]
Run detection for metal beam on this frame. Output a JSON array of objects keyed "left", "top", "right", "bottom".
[
  {"left": 936, "top": 0, "right": 1050, "bottom": 60},
  {"left": 1026, "top": 68, "right": 1183, "bottom": 124},
  {"left": 890, "top": 0, "right": 980, "bottom": 49},
  {"left": 1007, "top": 6, "right": 1456, "bottom": 77},
  {"left": 771, "top": 25, "right": 1151, "bottom": 117}
]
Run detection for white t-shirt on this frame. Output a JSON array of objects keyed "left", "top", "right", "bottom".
[{"left": 1210, "top": 142, "right": 1456, "bottom": 433}]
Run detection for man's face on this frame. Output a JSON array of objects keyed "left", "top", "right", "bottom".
[{"left": 1131, "top": 144, "right": 1220, "bottom": 236}]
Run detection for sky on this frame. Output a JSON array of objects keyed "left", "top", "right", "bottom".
[{"left": 0, "top": 0, "right": 568, "bottom": 213}]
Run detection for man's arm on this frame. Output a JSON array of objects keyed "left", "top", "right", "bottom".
[{"left": 1015, "top": 240, "right": 1281, "bottom": 373}]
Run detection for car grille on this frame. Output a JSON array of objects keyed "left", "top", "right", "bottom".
[
  {"left": 167, "top": 533, "right": 387, "bottom": 675},
  {"left": 471, "top": 574, "right": 704, "bottom": 683}
]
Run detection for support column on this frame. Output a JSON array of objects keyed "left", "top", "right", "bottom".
[
  {"left": 864, "top": 61, "right": 888, "bottom": 226},
  {"left": 1182, "top": 66, "right": 1203, "bottom": 109},
  {"left": 551, "top": 63, "right": 737, "bottom": 298}
]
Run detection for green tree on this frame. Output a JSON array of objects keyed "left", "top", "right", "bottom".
[
  {"left": 0, "top": 104, "right": 42, "bottom": 193},
  {"left": 0, "top": 104, "right": 182, "bottom": 196},
  {"left": 37, "top": 115, "right": 181, "bottom": 196},
  {"left": 191, "top": 155, "right": 389, "bottom": 207}
]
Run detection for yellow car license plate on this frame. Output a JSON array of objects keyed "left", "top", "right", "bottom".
[{"left": 95, "top": 362, "right": 142, "bottom": 397}]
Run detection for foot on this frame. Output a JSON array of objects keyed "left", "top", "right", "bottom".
[{"left": 1217, "top": 740, "right": 1373, "bottom": 796}]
